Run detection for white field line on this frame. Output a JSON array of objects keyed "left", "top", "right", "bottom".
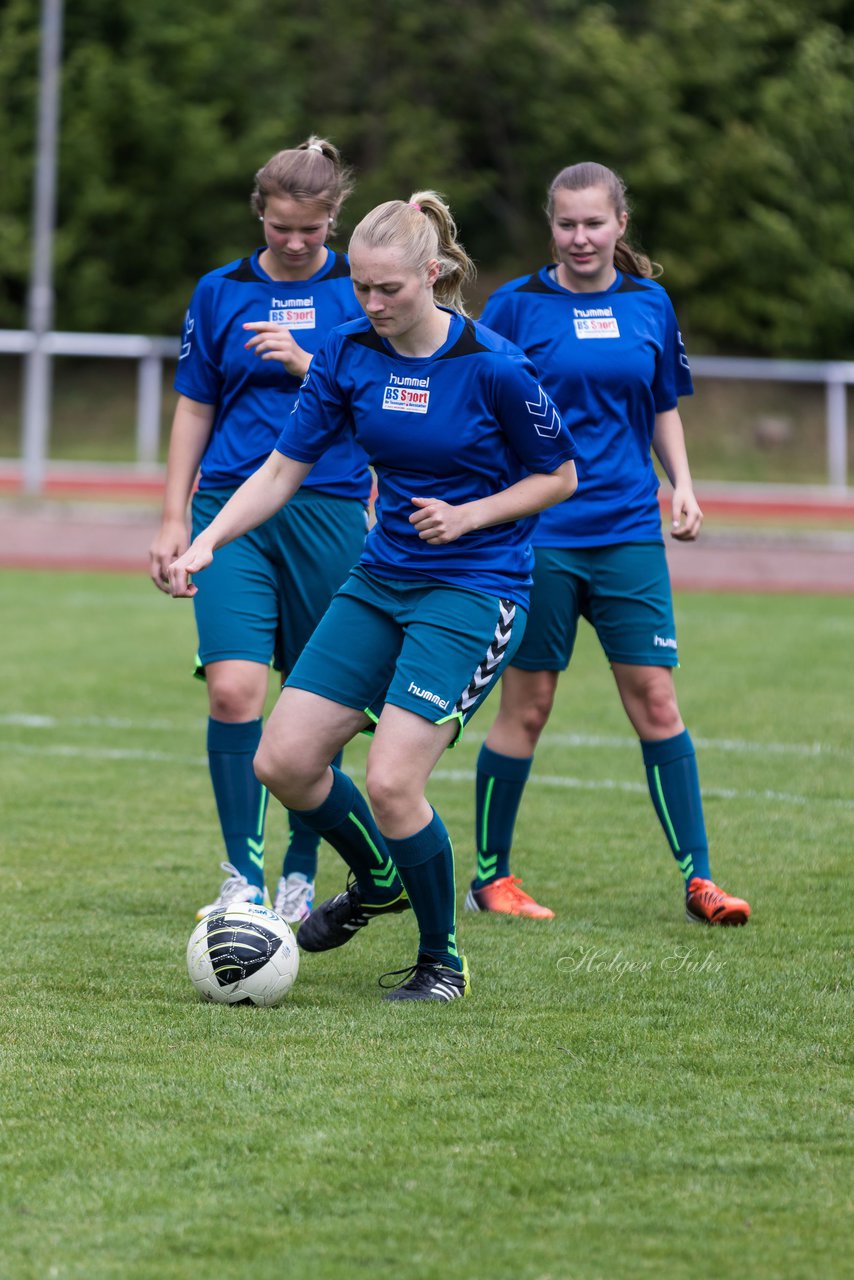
[
  {"left": 430, "top": 769, "right": 854, "bottom": 811},
  {"left": 1, "top": 713, "right": 852, "bottom": 761},
  {"left": 2, "top": 735, "right": 853, "bottom": 812}
]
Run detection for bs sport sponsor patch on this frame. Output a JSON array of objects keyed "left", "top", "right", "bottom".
[
  {"left": 269, "top": 296, "right": 316, "bottom": 329},
  {"left": 382, "top": 373, "right": 430, "bottom": 414},
  {"left": 572, "top": 306, "right": 620, "bottom": 339}
]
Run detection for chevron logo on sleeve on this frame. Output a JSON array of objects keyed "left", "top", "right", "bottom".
[{"left": 525, "top": 386, "right": 562, "bottom": 438}]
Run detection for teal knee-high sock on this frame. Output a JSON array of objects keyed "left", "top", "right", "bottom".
[
  {"left": 641, "top": 730, "right": 711, "bottom": 885},
  {"left": 473, "top": 744, "right": 533, "bottom": 888},
  {"left": 292, "top": 767, "right": 404, "bottom": 905},
  {"left": 385, "top": 810, "right": 461, "bottom": 971},
  {"left": 282, "top": 750, "right": 343, "bottom": 880},
  {"left": 207, "top": 717, "right": 267, "bottom": 889}
]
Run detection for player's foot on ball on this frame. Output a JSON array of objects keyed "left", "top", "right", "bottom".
[
  {"left": 274, "top": 873, "right": 315, "bottom": 924},
  {"left": 464, "top": 874, "right": 555, "bottom": 920},
  {"left": 195, "top": 861, "right": 271, "bottom": 921},
  {"left": 296, "top": 879, "right": 410, "bottom": 952},
  {"left": 685, "top": 876, "right": 751, "bottom": 926},
  {"left": 380, "top": 953, "right": 470, "bottom": 1002}
]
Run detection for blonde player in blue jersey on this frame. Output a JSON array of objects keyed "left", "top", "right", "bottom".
[
  {"left": 168, "top": 191, "right": 578, "bottom": 1002},
  {"left": 467, "top": 161, "right": 751, "bottom": 927},
  {"left": 149, "top": 138, "right": 370, "bottom": 925}
]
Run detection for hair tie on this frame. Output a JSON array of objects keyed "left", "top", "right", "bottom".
[
  {"left": 409, "top": 201, "right": 422, "bottom": 212},
  {"left": 307, "top": 142, "right": 324, "bottom": 153}
]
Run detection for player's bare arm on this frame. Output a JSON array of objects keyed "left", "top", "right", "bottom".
[
  {"left": 168, "top": 451, "right": 313, "bottom": 597},
  {"left": 148, "top": 397, "right": 216, "bottom": 592},
  {"left": 652, "top": 408, "right": 703, "bottom": 541},
  {"left": 409, "top": 460, "right": 577, "bottom": 545}
]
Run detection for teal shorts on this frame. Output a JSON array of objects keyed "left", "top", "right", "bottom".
[
  {"left": 511, "top": 542, "right": 679, "bottom": 671},
  {"left": 191, "top": 488, "right": 368, "bottom": 678},
  {"left": 285, "top": 566, "right": 527, "bottom": 741}
]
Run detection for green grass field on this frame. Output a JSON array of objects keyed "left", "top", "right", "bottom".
[{"left": 2, "top": 570, "right": 852, "bottom": 1280}]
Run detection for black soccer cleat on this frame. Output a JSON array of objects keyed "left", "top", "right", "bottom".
[
  {"left": 296, "top": 879, "right": 410, "bottom": 952},
  {"left": 380, "top": 954, "right": 470, "bottom": 1002}
]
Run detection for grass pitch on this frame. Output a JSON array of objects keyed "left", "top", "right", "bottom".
[{"left": 1, "top": 570, "right": 851, "bottom": 1280}]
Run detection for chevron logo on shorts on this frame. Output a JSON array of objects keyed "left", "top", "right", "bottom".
[
  {"left": 525, "top": 386, "right": 562, "bottom": 438},
  {"left": 454, "top": 598, "right": 516, "bottom": 716}
]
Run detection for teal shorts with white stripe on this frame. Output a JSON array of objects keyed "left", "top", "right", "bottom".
[
  {"left": 191, "top": 487, "right": 367, "bottom": 678},
  {"left": 285, "top": 565, "right": 527, "bottom": 742},
  {"left": 512, "top": 541, "right": 678, "bottom": 670}
]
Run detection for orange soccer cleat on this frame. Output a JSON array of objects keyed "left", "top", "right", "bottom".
[
  {"left": 685, "top": 876, "right": 751, "bottom": 926},
  {"left": 464, "top": 875, "right": 555, "bottom": 920}
]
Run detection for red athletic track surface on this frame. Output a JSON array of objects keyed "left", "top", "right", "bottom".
[{"left": 1, "top": 465, "right": 852, "bottom": 594}]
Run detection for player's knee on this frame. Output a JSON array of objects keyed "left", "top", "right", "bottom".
[
  {"left": 364, "top": 764, "right": 411, "bottom": 828},
  {"left": 514, "top": 691, "right": 553, "bottom": 745},
  {"left": 641, "top": 689, "right": 682, "bottom": 738},
  {"left": 207, "top": 679, "right": 260, "bottom": 722},
  {"left": 254, "top": 740, "right": 297, "bottom": 796}
]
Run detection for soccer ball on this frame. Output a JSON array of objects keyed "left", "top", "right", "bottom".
[{"left": 186, "top": 902, "right": 299, "bottom": 1006}]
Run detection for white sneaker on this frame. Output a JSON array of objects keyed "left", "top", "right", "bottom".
[
  {"left": 274, "top": 873, "right": 315, "bottom": 924},
  {"left": 196, "top": 861, "right": 271, "bottom": 921}
]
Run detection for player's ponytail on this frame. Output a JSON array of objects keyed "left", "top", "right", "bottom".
[
  {"left": 546, "top": 162, "right": 662, "bottom": 280},
  {"left": 349, "top": 192, "right": 476, "bottom": 315},
  {"left": 251, "top": 136, "right": 355, "bottom": 226}
]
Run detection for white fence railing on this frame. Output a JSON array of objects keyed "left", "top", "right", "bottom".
[{"left": 1, "top": 331, "right": 852, "bottom": 495}]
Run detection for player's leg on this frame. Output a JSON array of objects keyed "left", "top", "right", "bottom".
[
  {"left": 596, "top": 543, "right": 750, "bottom": 926},
  {"left": 468, "top": 667, "right": 559, "bottom": 917},
  {"left": 469, "top": 546, "right": 583, "bottom": 919},
  {"left": 269, "top": 491, "right": 368, "bottom": 922},
  {"left": 191, "top": 490, "right": 280, "bottom": 918},
  {"left": 256, "top": 685, "right": 401, "bottom": 886},
  {"left": 260, "top": 573, "right": 411, "bottom": 951},
  {"left": 199, "top": 658, "right": 272, "bottom": 914},
  {"left": 370, "top": 582, "right": 527, "bottom": 1000},
  {"left": 613, "top": 661, "right": 750, "bottom": 925}
]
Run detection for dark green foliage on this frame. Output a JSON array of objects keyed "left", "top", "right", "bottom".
[{"left": 1, "top": 0, "right": 853, "bottom": 353}]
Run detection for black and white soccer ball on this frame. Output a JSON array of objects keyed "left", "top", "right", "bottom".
[{"left": 186, "top": 902, "right": 299, "bottom": 1006}]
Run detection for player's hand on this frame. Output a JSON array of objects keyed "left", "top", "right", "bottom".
[
  {"left": 409, "top": 496, "right": 471, "bottom": 544},
  {"left": 149, "top": 520, "right": 189, "bottom": 593},
  {"left": 242, "top": 322, "right": 311, "bottom": 379},
  {"left": 167, "top": 538, "right": 214, "bottom": 598},
  {"left": 669, "top": 486, "right": 703, "bottom": 541}
]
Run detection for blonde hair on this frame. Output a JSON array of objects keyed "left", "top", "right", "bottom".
[
  {"left": 348, "top": 190, "right": 476, "bottom": 314},
  {"left": 547, "top": 162, "right": 661, "bottom": 279},
  {"left": 251, "top": 136, "right": 354, "bottom": 224}
]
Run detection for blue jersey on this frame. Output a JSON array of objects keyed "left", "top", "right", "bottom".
[
  {"left": 274, "top": 311, "right": 578, "bottom": 609},
  {"left": 480, "top": 267, "right": 693, "bottom": 547},
  {"left": 174, "top": 247, "right": 371, "bottom": 502}
]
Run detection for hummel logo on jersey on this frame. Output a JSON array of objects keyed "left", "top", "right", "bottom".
[
  {"left": 269, "top": 296, "right": 316, "bottom": 328},
  {"left": 383, "top": 372, "right": 430, "bottom": 414},
  {"left": 653, "top": 635, "right": 678, "bottom": 649},
  {"left": 525, "top": 386, "right": 562, "bottom": 438},
  {"left": 573, "top": 306, "right": 620, "bottom": 339},
  {"left": 408, "top": 682, "right": 450, "bottom": 710}
]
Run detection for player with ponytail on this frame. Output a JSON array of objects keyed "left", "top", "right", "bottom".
[
  {"left": 167, "top": 190, "right": 579, "bottom": 1002},
  {"left": 150, "top": 138, "right": 369, "bottom": 926}
]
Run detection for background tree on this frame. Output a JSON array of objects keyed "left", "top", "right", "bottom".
[{"left": 0, "top": 0, "right": 852, "bottom": 355}]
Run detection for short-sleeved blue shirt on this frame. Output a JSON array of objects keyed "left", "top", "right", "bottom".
[
  {"left": 174, "top": 247, "right": 371, "bottom": 502},
  {"left": 480, "top": 268, "right": 693, "bottom": 546},
  {"left": 275, "top": 311, "right": 578, "bottom": 610}
]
